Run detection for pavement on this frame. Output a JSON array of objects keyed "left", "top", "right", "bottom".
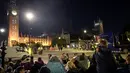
[
  {"left": 33, "top": 48, "right": 129, "bottom": 63},
  {"left": 33, "top": 49, "right": 94, "bottom": 63}
]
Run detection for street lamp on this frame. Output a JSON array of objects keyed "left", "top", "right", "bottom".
[
  {"left": 58, "top": 37, "right": 61, "bottom": 39},
  {"left": 26, "top": 12, "right": 34, "bottom": 21},
  {"left": 0, "top": 28, "right": 5, "bottom": 33},
  {"left": 83, "top": 30, "right": 87, "bottom": 33},
  {"left": 25, "top": 12, "right": 34, "bottom": 56}
]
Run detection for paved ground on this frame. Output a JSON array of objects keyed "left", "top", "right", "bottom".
[
  {"left": 33, "top": 49, "right": 94, "bottom": 63},
  {"left": 33, "top": 49, "right": 128, "bottom": 63}
]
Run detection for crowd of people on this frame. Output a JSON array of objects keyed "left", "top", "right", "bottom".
[{"left": 0, "top": 39, "right": 130, "bottom": 73}]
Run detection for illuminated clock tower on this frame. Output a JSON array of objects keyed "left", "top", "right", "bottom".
[{"left": 8, "top": 0, "right": 19, "bottom": 46}]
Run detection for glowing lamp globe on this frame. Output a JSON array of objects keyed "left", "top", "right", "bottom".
[{"left": 26, "top": 12, "right": 34, "bottom": 20}]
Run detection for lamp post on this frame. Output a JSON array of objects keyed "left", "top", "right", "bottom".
[
  {"left": 25, "top": 12, "right": 34, "bottom": 45},
  {"left": 25, "top": 12, "right": 34, "bottom": 56},
  {"left": 0, "top": 28, "right": 6, "bottom": 42},
  {"left": 58, "top": 37, "right": 61, "bottom": 40},
  {"left": 83, "top": 30, "right": 87, "bottom": 34},
  {"left": 26, "top": 12, "right": 34, "bottom": 21},
  {"left": 0, "top": 28, "right": 6, "bottom": 68},
  {"left": 0, "top": 28, "right": 5, "bottom": 33},
  {"left": 83, "top": 30, "right": 87, "bottom": 39}
]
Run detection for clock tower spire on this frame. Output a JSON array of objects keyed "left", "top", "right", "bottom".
[{"left": 8, "top": 0, "right": 19, "bottom": 46}]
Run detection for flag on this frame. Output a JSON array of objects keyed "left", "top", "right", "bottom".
[{"left": 99, "top": 32, "right": 113, "bottom": 43}]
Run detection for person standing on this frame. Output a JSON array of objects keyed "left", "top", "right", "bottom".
[
  {"left": 92, "top": 39, "right": 117, "bottom": 73},
  {"left": 58, "top": 46, "right": 61, "bottom": 51},
  {"left": 61, "top": 47, "right": 63, "bottom": 51}
]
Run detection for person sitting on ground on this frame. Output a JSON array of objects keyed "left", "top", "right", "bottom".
[
  {"left": 66, "top": 53, "right": 70, "bottom": 62},
  {"left": 61, "top": 53, "right": 68, "bottom": 65},
  {"left": 73, "top": 53, "right": 79, "bottom": 60},
  {"left": 47, "top": 56, "right": 66, "bottom": 73},
  {"left": 0, "top": 67, "right": 4, "bottom": 73},
  {"left": 30, "top": 61, "right": 41, "bottom": 73},
  {"left": 117, "top": 54, "right": 130, "bottom": 73},
  {"left": 30, "top": 56, "right": 34, "bottom": 65},
  {"left": 66, "top": 58, "right": 81, "bottom": 73},
  {"left": 34, "top": 57, "right": 45, "bottom": 70},
  {"left": 6, "top": 62, "right": 14, "bottom": 73},
  {"left": 8, "top": 58, "right": 13, "bottom": 64},
  {"left": 73, "top": 53, "right": 78, "bottom": 57},
  {"left": 115, "top": 53, "right": 126, "bottom": 64},
  {"left": 21, "top": 58, "right": 32, "bottom": 70},
  {"left": 13, "top": 60, "right": 21, "bottom": 70},
  {"left": 38, "top": 57, "right": 44, "bottom": 64},
  {"left": 78, "top": 53, "right": 90, "bottom": 71},
  {"left": 14, "top": 66, "right": 25, "bottom": 73},
  {"left": 124, "top": 54, "right": 130, "bottom": 72},
  {"left": 48, "top": 54, "right": 52, "bottom": 60},
  {"left": 39, "top": 64, "right": 50, "bottom": 73},
  {"left": 126, "top": 54, "right": 130, "bottom": 64}
]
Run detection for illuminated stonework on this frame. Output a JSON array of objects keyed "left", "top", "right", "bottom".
[
  {"left": 19, "top": 36, "right": 52, "bottom": 46},
  {"left": 8, "top": 0, "right": 52, "bottom": 47}
]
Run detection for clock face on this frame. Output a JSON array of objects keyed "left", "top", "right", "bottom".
[{"left": 12, "top": 10, "right": 17, "bottom": 16}]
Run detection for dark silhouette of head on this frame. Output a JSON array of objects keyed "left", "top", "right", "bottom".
[
  {"left": 38, "top": 57, "right": 42, "bottom": 62},
  {"left": 15, "top": 66, "right": 25, "bottom": 73},
  {"left": 82, "top": 53, "right": 85, "bottom": 56}
]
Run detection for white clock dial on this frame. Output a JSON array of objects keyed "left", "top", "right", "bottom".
[{"left": 12, "top": 10, "right": 17, "bottom": 15}]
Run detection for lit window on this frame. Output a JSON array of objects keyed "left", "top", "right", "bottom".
[
  {"left": 12, "top": 26, "right": 17, "bottom": 30},
  {"left": 15, "top": 26, "right": 17, "bottom": 29},
  {"left": 14, "top": 20, "right": 17, "bottom": 24},
  {"left": 12, "top": 20, "right": 14, "bottom": 24},
  {"left": 12, "top": 19, "right": 17, "bottom": 24},
  {"left": 12, "top": 32, "right": 15, "bottom": 35}
]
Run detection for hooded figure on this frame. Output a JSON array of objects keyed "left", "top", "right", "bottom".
[
  {"left": 6, "top": 62, "right": 14, "bottom": 73},
  {"left": 39, "top": 65, "right": 51, "bottom": 73},
  {"left": 14, "top": 66, "right": 25, "bottom": 73},
  {"left": 93, "top": 39, "right": 117, "bottom": 73},
  {"left": 78, "top": 53, "right": 90, "bottom": 71},
  {"left": 30, "top": 61, "right": 42, "bottom": 73},
  {"left": 47, "top": 56, "right": 66, "bottom": 73},
  {"left": 21, "top": 58, "right": 32, "bottom": 70}
]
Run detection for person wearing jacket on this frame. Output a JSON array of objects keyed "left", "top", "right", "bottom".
[
  {"left": 117, "top": 54, "right": 130, "bottom": 73},
  {"left": 78, "top": 53, "right": 90, "bottom": 72},
  {"left": 47, "top": 56, "right": 66, "bottom": 73},
  {"left": 92, "top": 39, "right": 117, "bottom": 73},
  {"left": 14, "top": 66, "right": 25, "bottom": 73},
  {"left": 39, "top": 65, "right": 51, "bottom": 73}
]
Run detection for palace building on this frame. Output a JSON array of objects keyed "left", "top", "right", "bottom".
[{"left": 8, "top": 0, "right": 52, "bottom": 47}]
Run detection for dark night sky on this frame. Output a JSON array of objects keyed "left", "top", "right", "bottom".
[{"left": 0, "top": 0, "right": 130, "bottom": 38}]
